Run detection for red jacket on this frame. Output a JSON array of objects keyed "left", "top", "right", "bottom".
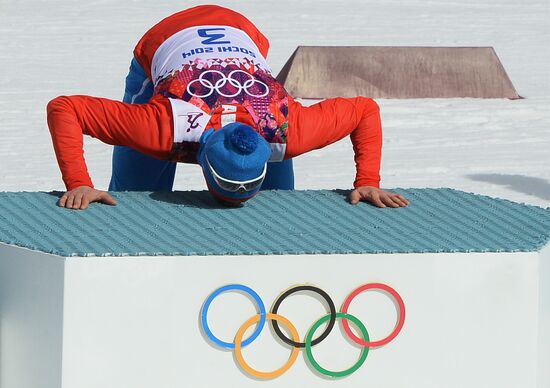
[{"left": 47, "top": 6, "right": 382, "bottom": 191}]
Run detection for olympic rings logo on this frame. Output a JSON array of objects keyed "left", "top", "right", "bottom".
[
  {"left": 200, "top": 283, "right": 406, "bottom": 379},
  {"left": 187, "top": 69, "right": 270, "bottom": 98}
]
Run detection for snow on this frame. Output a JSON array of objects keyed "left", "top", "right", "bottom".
[{"left": 1, "top": 0, "right": 549, "bottom": 208}]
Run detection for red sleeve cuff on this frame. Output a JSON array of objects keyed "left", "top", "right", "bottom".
[
  {"left": 354, "top": 179, "right": 380, "bottom": 189},
  {"left": 66, "top": 180, "right": 94, "bottom": 191}
]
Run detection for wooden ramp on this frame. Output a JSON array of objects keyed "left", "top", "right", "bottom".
[{"left": 276, "top": 46, "right": 520, "bottom": 99}]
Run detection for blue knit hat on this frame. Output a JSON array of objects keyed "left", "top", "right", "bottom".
[{"left": 198, "top": 123, "right": 271, "bottom": 204}]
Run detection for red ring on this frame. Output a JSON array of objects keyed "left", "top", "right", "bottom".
[{"left": 341, "top": 283, "right": 405, "bottom": 347}]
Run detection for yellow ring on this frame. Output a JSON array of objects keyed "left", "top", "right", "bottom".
[{"left": 234, "top": 313, "right": 300, "bottom": 379}]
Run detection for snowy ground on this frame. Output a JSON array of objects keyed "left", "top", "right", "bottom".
[{"left": 1, "top": 0, "right": 549, "bottom": 208}]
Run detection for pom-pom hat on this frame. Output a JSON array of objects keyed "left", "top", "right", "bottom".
[{"left": 198, "top": 123, "right": 272, "bottom": 204}]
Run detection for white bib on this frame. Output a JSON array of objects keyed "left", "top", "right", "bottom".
[{"left": 151, "top": 25, "right": 271, "bottom": 86}]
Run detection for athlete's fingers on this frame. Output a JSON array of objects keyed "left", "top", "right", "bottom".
[
  {"left": 369, "top": 191, "right": 386, "bottom": 208},
  {"left": 399, "top": 195, "right": 411, "bottom": 206},
  {"left": 80, "top": 196, "right": 90, "bottom": 210},
  {"left": 98, "top": 192, "right": 117, "bottom": 206},
  {"left": 349, "top": 189, "right": 361, "bottom": 205},
  {"left": 381, "top": 194, "right": 400, "bottom": 208},
  {"left": 391, "top": 196, "right": 407, "bottom": 207},
  {"left": 65, "top": 194, "right": 75, "bottom": 209},
  {"left": 387, "top": 192, "right": 407, "bottom": 207},
  {"left": 380, "top": 191, "right": 409, "bottom": 207},
  {"left": 394, "top": 194, "right": 410, "bottom": 206},
  {"left": 73, "top": 193, "right": 83, "bottom": 209},
  {"left": 380, "top": 192, "right": 399, "bottom": 208},
  {"left": 59, "top": 193, "right": 68, "bottom": 207}
]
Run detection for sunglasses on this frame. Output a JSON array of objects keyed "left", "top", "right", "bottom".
[{"left": 205, "top": 155, "right": 267, "bottom": 193}]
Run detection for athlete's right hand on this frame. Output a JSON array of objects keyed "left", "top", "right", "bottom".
[{"left": 59, "top": 186, "right": 117, "bottom": 210}]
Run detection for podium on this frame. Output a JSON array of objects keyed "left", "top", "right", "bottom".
[{"left": 1, "top": 189, "right": 549, "bottom": 388}]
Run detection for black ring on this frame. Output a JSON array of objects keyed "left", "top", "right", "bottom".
[{"left": 270, "top": 285, "right": 336, "bottom": 348}]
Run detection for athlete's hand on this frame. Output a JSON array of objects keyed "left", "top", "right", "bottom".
[
  {"left": 349, "top": 186, "right": 410, "bottom": 208},
  {"left": 59, "top": 186, "right": 117, "bottom": 210}
]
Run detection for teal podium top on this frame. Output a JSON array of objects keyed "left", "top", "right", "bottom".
[{"left": 0, "top": 189, "right": 549, "bottom": 257}]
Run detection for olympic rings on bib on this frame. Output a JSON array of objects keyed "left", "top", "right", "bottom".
[
  {"left": 187, "top": 69, "right": 270, "bottom": 99},
  {"left": 200, "top": 283, "right": 405, "bottom": 379}
]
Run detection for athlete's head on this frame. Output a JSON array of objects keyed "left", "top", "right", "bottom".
[{"left": 198, "top": 123, "right": 271, "bottom": 206}]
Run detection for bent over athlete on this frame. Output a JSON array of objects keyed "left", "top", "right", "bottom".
[{"left": 46, "top": 5, "right": 409, "bottom": 209}]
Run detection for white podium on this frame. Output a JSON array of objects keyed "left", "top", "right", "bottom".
[{"left": 0, "top": 189, "right": 549, "bottom": 388}]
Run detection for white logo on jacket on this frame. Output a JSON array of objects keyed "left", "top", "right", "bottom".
[{"left": 170, "top": 99, "right": 212, "bottom": 143}]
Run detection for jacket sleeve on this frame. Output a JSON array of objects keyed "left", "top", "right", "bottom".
[
  {"left": 286, "top": 96, "right": 382, "bottom": 188},
  {"left": 46, "top": 95, "right": 175, "bottom": 190}
]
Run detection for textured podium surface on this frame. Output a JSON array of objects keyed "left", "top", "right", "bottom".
[{"left": 0, "top": 188, "right": 549, "bottom": 256}]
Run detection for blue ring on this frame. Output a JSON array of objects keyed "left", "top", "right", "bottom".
[{"left": 201, "top": 284, "right": 266, "bottom": 349}]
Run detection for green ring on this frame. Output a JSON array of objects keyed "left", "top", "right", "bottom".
[{"left": 305, "top": 312, "right": 370, "bottom": 378}]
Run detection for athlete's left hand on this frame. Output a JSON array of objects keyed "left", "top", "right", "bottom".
[{"left": 349, "top": 186, "right": 410, "bottom": 208}]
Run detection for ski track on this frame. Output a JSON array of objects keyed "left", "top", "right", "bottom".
[{"left": 1, "top": 0, "right": 549, "bottom": 208}]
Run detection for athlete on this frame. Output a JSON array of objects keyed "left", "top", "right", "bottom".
[
  {"left": 47, "top": 5, "right": 410, "bottom": 209},
  {"left": 109, "top": 9, "right": 295, "bottom": 193}
]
